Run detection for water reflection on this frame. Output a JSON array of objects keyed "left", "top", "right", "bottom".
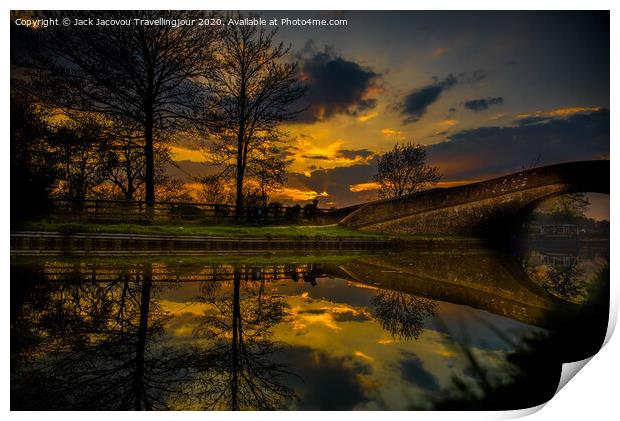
[
  {"left": 11, "top": 263, "right": 193, "bottom": 410},
  {"left": 191, "top": 267, "right": 295, "bottom": 410},
  {"left": 520, "top": 193, "right": 610, "bottom": 304},
  {"left": 372, "top": 291, "right": 437, "bottom": 340},
  {"left": 10, "top": 249, "right": 608, "bottom": 410}
]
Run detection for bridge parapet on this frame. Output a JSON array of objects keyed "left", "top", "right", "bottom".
[{"left": 340, "top": 160, "right": 609, "bottom": 236}]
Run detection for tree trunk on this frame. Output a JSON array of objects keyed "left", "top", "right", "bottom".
[
  {"left": 235, "top": 172, "right": 244, "bottom": 220},
  {"left": 134, "top": 264, "right": 152, "bottom": 410},
  {"left": 235, "top": 137, "right": 245, "bottom": 220},
  {"left": 144, "top": 119, "right": 155, "bottom": 208},
  {"left": 231, "top": 268, "right": 241, "bottom": 410}
]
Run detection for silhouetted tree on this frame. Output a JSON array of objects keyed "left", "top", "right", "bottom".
[
  {"left": 547, "top": 193, "right": 591, "bottom": 223},
  {"left": 10, "top": 89, "right": 58, "bottom": 224},
  {"left": 371, "top": 290, "right": 437, "bottom": 340},
  {"left": 18, "top": 11, "right": 220, "bottom": 207},
  {"left": 51, "top": 117, "right": 110, "bottom": 204},
  {"left": 100, "top": 124, "right": 150, "bottom": 201},
  {"left": 203, "top": 13, "right": 305, "bottom": 217},
  {"left": 373, "top": 142, "right": 440, "bottom": 198},
  {"left": 199, "top": 173, "right": 234, "bottom": 205},
  {"left": 248, "top": 151, "right": 288, "bottom": 204}
]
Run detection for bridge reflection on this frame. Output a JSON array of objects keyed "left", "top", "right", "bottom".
[
  {"left": 29, "top": 250, "right": 569, "bottom": 328},
  {"left": 11, "top": 250, "right": 603, "bottom": 410}
]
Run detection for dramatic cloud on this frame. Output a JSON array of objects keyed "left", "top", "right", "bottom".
[
  {"left": 337, "top": 149, "right": 375, "bottom": 160},
  {"left": 276, "top": 346, "right": 372, "bottom": 410},
  {"left": 380, "top": 128, "right": 405, "bottom": 139},
  {"left": 458, "top": 68, "right": 487, "bottom": 84},
  {"left": 515, "top": 106, "right": 603, "bottom": 126},
  {"left": 296, "top": 43, "right": 381, "bottom": 122},
  {"left": 302, "top": 154, "right": 330, "bottom": 160},
  {"left": 296, "top": 307, "right": 372, "bottom": 323},
  {"left": 283, "top": 158, "right": 381, "bottom": 206},
  {"left": 400, "top": 70, "right": 488, "bottom": 124},
  {"left": 426, "top": 108, "right": 609, "bottom": 179},
  {"left": 401, "top": 75, "right": 457, "bottom": 124},
  {"left": 398, "top": 351, "right": 440, "bottom": 392},
  {"left": 463, "top": 96, "right": 504, "bottom": 111},
  {"left": 296, "top": 143, "right": 376, "bottom": 167}
]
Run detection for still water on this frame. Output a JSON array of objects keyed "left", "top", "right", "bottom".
[{"left": 10, "top": 245, "right": 608, "bottom": 410}]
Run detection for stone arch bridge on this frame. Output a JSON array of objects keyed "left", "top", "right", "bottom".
[{"left": 339, "top": 160, "right": 609, "bottom": 237}]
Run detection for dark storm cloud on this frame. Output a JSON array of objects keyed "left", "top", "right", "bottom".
[
  {"left": 400, "top": 70, "right": 487, "bottom": 124},
  {"left": 296, "top": 43, "right": 381, "bottom": 122},
  {"left": 278, "top": 144, "right": 300, "bottom": 160},
  {"left": 426, "top": 109, "right": 609, "bottom": 179},
  {"left": 401, "top": 75, "right": 457, "bottom": 124},
  {"left": 464, "top": 96, "right": 504, "bottom": 111},
  {"left": 337, "top": 149, "right": 375, "bottom": 159},
  {"left": 302, "top": 154, "right": 330, "bottom": 160},
  {"left": 275, "top": 346, "right": 372, "bottom": 410},
  {"left": 428, "top": 316, "right": 528, "bottom": 352},
  {"left": 516, "top": 116, "right": 550, "bottom": 126},
  {"left": 398, "top": 351, "right": 440, "bottom": 391},
  {"left": 459, "top": 68, "right": 487, "bottom": 84}
]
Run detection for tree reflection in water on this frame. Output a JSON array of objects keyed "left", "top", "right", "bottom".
[
  {"left": 539, "top": 262, "right": 586, "bottom": 302},
  {"left": 371, "top": 291, "right": 437, "bottom": 340},
  {"left": 11, "top": 262, "right": 195, "bottom": 410},
  {"left": 191, "top": 265, "right": 296, "bottom": 410},
  {"left": 11, "top": 260, "right": 449, "bottom": 410}
]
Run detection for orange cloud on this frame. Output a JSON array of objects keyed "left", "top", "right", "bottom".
[
  {"left": 437, "top": 119, "right": 458, "bottom": 127},
  {"left": 271, "top": 187, "right": 329, "bottom": 202},
  {"left": 169, "top": 145, "right": 205, "bottom": 162},
  {"left": 354, "top": 351, "right": 374, "bottom": 361},
  {"left": 349, "top": 182, "right": 380, "bottom": 192},
  {"left": 292, "top": 139, "right": 376, "bottom": 169},
  {"left": 349, "top": 180, "right": 480, "bottom": 194},
  {"left": 517, "top": 106, "right": 602, "bottom": 120},
  {"left": 358, "top": 112, "right": 379, "bottom": 122},
  {"left": 380, "top": 128, "right": 405, "bottom": 139}
]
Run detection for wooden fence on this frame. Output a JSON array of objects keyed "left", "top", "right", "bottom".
[{"left": 40, "top": 198, "right": 337, "bottom": 225}]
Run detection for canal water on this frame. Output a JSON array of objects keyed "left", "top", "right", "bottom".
[{"left": 10, "top": 241, "right": 609, "bottom": 410}]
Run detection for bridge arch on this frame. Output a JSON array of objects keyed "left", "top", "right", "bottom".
[
  {"left": 512, "top": 189, "right": 609, "bottom": 229},
  {"left": 339, "top": 160, "right": 609, "bottom": 238}
]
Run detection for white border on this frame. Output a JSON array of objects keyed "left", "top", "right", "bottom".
[{"left": 3, "top": 2, "right": 618, "bottom": 420}]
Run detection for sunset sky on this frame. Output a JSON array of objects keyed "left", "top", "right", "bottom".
[{"left": 170, "top": 11, "right": 609, "bottom": 216}]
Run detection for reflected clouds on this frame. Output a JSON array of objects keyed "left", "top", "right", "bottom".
[{"left": 11, "top": 255, "right": 562, "bottom": 410}]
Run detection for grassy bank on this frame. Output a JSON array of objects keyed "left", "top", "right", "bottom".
[
  {"left": 19, "top": 221, "right": 387, "bottom": 239},
  {"left": 11, "top": 251, "right": 388, "bottom": 266}
]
